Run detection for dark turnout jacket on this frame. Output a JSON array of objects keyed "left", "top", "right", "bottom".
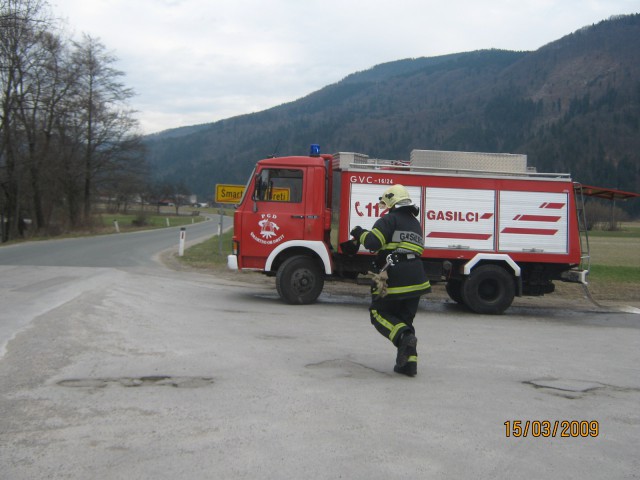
[{"left": 358, "top": 206, "right": 431, "bottom": 299}]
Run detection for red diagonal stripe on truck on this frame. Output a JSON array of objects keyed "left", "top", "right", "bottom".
[
  {"left": 427, "top": 232, "right": 493, "bottom": 240},
  {"left": 514, "top": 215, "right": 561, "bottom": 222},
  {"left": 539, "top": 202, "right": 565, "bottom": 209},
  {"left": 501, "top": 227, "right": 558, "bottom": 235}
]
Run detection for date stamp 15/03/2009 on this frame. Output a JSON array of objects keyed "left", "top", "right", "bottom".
[{"left": 504, "top": 420, "right": 599, "bottom": 438}]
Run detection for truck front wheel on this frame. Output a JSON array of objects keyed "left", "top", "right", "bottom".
[
  {"left": 445, "top": 279, "right": 465, "bottom": 305},
  {"left": 276, "top": 255, "right": 324, "bottom": 305},
  {"left": 461, "top": 264, "right": 515, "bottom": 315}
]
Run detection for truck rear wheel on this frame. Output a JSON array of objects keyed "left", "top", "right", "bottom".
[
  {"left": 461, "top": 264, "right": 515, "bottom": 315},
  {"left": 276, "top": 255, "right": 324, "bottom": 305}
]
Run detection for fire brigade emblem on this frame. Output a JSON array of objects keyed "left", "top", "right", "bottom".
[
  {"left": 251, "top": 214, "right": 285, "bottom": 245},
  {"left": 258, "top": 218, "right": 279, "bottom": 239}
]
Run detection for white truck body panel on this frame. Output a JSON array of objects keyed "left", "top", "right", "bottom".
[
  {"left": 498, "top": 191, "right": 569, "bottom": 254},
  {"left": 345, "top": 183, "right": 571, "bottom": 257},
  {"left": 347, "top": 183, "right": 422, "bottom": 233},
  {"left": 424, "top": 187, "right": 496, "bottom": 250}
]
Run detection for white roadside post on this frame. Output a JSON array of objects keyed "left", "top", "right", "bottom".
[
  {"left": 218, "top": 210, "right": 224, "bottom": 255},
  {"left": 178, "top": 227, "right": 186, "bottom": 256},
  {"left": 113, "top": 220, "right": 120, "bottom": 233}
]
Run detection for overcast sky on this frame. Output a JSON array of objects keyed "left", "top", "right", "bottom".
[{"left": 52, "top": 0, "right": 638, "bottom": 135}]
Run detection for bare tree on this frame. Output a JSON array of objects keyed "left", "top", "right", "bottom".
[
  {"left": 15, "top": 29, "right": 77, "bottom": 233},
  {"left": 2, "top": 3, "right": 146, "bottom": 239},
  {"left": 70, "top": 34, "right": 138, "bottom": 224},
  {"left": 98, "top": 136, "right": 148, "bottom": 214},
  {"left": 0, "top": 0, "right": 50, "bottom": 240}
]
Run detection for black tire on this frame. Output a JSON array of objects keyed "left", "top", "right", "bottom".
[
  {"left": 445, "top": 279, "right": 465, "bottom": 305},
  {"left": 461, "top": 264, "right": 515, "bottom": 315},
  {"left": 276, "top": 255, "right": 325, "bottom": 305}
]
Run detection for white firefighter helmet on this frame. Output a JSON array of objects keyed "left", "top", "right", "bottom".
[{"left": 378, "top": 184, "right": 413, "bottom": 209}]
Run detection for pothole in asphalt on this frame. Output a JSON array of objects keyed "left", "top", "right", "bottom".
[{"left": 57, "top": 376, "right": 214, "bottom": 389}]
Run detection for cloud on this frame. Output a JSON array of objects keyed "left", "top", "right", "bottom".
[{"left": 53, "top": 0, "right": 639, "bottom": 133}]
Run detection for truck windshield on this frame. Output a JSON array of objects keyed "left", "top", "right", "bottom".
[{"left": 253, "top": 168, "right": 303, "bottom": 203}]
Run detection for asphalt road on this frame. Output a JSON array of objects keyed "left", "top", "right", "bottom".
[
  {"left": 0, "top": 215, "right": 229, "bottom": 268},
  {"left": 0, "top": 221, "right": 638, "bottom": 479}
]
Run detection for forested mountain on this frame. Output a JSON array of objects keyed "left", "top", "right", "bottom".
[{"left": 144, "top": 14, "right": 640, "bottom": 215}]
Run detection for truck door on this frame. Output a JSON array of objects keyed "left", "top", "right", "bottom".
[{"left": 238, "top": 167, "right": 306, "bottom": 268}]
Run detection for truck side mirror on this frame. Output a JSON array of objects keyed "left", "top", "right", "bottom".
[
  {"left": 252, "top": 173, "right": 261, "bottom": 212},
  {"left": 253, "top": 173, "right": 261, "bottom": 201}
]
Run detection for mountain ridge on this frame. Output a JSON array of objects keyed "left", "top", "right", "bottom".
[{"left": 145, "top": 14, "right": 640, "bottom": 214}]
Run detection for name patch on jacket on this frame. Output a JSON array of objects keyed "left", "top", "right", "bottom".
[{"left": 392, "top": 231, "right": 424, "bottom": 245}]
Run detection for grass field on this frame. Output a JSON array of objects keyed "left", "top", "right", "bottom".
[
  {"left": 17, "top": 209, "right": 207, "bottom": 242},
  {"left": 580, "top": 223, "right": 640, "bottom": 300},
  {"left": 589, "top": 236, "right": 640, "bottom": 269},
  {"left": 180, "top": 228, "right": 234, "bottom": 268},
  {"left": 94, "top": 212, "right": 205, "bottom": 231},
  {"left": 587, "top": 225, "right": 640, "bottom": 239}
]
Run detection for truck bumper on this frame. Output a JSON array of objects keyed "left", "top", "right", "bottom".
[{"left": 227, "top": 254, "right": 238, "bottom": 271}]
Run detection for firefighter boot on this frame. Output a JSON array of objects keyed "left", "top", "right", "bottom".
[
  {"left": 394, "top": 358, "right": 417, "bottom": 377},
  {"left": 395, "top": 332, "right": 417, "bottom": 370}
]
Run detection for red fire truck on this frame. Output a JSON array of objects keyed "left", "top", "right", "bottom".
[{"left": 228, "top": 145, "right": 595, "bottom": 314}]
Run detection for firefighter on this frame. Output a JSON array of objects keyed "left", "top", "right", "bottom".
[{"left": 350, "top": 184, "right": 431, "bottom": 377}]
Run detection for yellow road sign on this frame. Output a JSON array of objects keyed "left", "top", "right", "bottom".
[
  {"left": 215, "top": 184, "right": 245, "bottom": 204},
  {"left": 270, "top": 188, "right": 290, "bottom": 201},
  {"left": 215, "top": 184, "right": 291, "bottom": 203}
]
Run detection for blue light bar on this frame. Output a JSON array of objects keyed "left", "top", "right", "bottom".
[{"left": 310, "top": 144, "right": 321, "bottom": 156}]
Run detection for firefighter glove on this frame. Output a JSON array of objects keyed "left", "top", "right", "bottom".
[
  {"left": 350, "top": 226, "right": 365, "bottom": 241},
  {"left": 368, "top": 270, "right": 389, "bottom": 298},
  {"left": 340, "top": 239, "right": 360, "bottom": 256}
]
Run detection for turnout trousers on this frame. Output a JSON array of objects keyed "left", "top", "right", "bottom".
[{"left": 369, "top": 295, "right": 421, "bottom": 347}]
